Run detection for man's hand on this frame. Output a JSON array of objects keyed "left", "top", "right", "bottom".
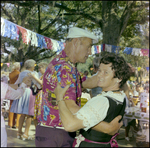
[
  {"left": 54, "top": 83, "right": 70, "bottom": 100},
  {"left": 108, "top": 115, "right": 123, "bottom": 135},
  {"left": 82, "top": 74, "right": 98, "bottom": 89},
  {"left": 92, "top": 115, "right": 123, "bottom": 135}
]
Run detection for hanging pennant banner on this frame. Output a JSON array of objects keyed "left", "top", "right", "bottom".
[
  {"left": 10, "top": 23, "right": 18, "bottom": 40},
  {"left": 101, "top": 44, "right": 105, "bottom": 51},
  {"left": 123, "top": 47, "right": 133, "bottom": 55},
  {"left": 96, "top": 45, "right": 101, "bottom": 53},
  {"left": 137, "top": 67, "right": 141, "bottom": 71},
  {"left": 112, "top": 45, "right": 120, "bottom": 54},
  {"left": 6, "top": 63, "right": 10, "bottom": 67},
  {"left": 146, "top": 67, "right": 149, "bottom": 71},
  {"left": 1, "top": 63, "right": 3, "bottom": 67},
  {"left": 131, "top": 48, "right": 142, "bottom": 56},
  {"left": 18, "top": 26, "right": 28, "bottom": 44},
  {"left": 141, "top": 49, "right": 149, "bottom": 57},
  {"left": 105, "top": 44, "right": 112, "bottom": 53},
  {"left": 44, "top": 37, "right": 53, "bottom": 49},
  {"left": 1, "top": 18, "right": 5, "bottom": 36},
  {"left": 1, "top": 17, "right": 149, "bottom": 56},
  {"left": 3, "top": 19, "right": 11, "bottom": 38}
]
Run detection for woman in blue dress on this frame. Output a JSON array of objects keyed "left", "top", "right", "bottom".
[{"left": 10, "top": 59, "right": 39, "bottom": 140}]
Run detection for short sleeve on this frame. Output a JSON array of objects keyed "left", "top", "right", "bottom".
[{"left": 74, "top": 95, "right": 109, "bottom": 131}]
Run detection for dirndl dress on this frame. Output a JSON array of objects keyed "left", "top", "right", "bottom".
[
  {"left": 10, "top": 87, "right": 35, "bottom": 116},
  {"left": 10, "top": 70, "right": 37, "bottom": 116}
]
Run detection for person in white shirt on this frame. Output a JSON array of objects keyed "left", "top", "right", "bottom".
[
  {"left": 1, "top": 76, "right": 31, "bottom": 147},
  {"left": 140, "top": 86, "right": 149, "bottom": 112}
]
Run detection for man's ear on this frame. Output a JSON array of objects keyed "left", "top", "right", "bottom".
[
  {"left": 117, "top": 79, "right": 122, "bottom": 83},
  {"left": 72, "top": 38, "right": 79, "bottom": 47}
]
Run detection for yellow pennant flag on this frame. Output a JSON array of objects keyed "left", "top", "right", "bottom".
[
  {"left": 1, "top": 63, "right": 3, "bottom": 67},
  {"left": 138, "top": 67, "right": 141, "bottom": 71}
]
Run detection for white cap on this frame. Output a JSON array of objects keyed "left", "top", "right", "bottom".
[{"left": 67, "top": 27, "right": 98, "bottom": 44}]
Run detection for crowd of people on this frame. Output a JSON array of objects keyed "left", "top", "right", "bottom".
[{"left": 1, "top": 27, "right": 149, "bottom": 147}]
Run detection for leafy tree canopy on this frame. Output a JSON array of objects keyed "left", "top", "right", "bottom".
[{"left": 1, "top": 1, "right": 149, "bottom": 72}]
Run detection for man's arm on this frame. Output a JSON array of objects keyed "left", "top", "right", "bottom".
[
  {"left": 82, "top": 74, "right": 98, "bottom": 89},
  {"left": 65, "top": 99, "right": 80, "bottom": 114},
  {"left": 56, "top": 84, "right": 122, "bottom": 135},
  {"left": 65, "top": 98, "right": 122, "bottom": 135},
  {"left": 92, "top": 115, "right": 123, "bottom": 135}
]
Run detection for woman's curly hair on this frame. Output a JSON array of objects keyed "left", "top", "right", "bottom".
[{"left": 100, "top": 54, "right": 133, "bottom": 88}]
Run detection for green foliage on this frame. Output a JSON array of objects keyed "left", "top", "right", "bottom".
[
  {"left": 77, "top": 56, "right": 93, "bottom": 74},
  {"left": 1, "top": 1, "right": 149, "bottom": 70}
]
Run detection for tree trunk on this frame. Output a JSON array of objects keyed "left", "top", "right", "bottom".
[
  {"left": 101, "top": 2, "right": 120, "bottom": 45},
  {"left": 102, "top": 21, "right": 120, "bottom": 46}
]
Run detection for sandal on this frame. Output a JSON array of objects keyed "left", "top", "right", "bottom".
[
  {"left": 17, "top": 132, "right": 23, "bottom": 139},
  {"left": 22, "top": 134, "right": 34, "bottom": 141}
]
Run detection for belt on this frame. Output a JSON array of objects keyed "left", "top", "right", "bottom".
[
  {"left": 72, "top": 133, "right": 119, "bottom": 147},
  {"left": 38, "top": 122, "right": 65, "bottom": 130}
]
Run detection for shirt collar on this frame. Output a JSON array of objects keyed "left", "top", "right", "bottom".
[{"left": 61, "top": 50, "right": 75, "bottom": 68}]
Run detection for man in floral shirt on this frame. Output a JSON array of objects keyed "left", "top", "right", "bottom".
[{"left": 35, "top": 27, "right": 123, "bottom": 147}]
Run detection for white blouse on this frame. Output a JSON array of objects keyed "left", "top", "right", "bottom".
[
  {"left": 1, "top": 82, "right": 27, "bottom": 128},
  {"left": 75, "top": 91, "right": 125, "bottom": 131},
  {"left": 5, "top": 83, "right": 27, "bottom": 100}
]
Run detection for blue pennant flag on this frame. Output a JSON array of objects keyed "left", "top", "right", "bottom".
[{"left": 123, "top": 47, "right": 133, "bottom": 55}]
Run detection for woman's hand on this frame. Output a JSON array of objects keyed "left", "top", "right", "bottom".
[
  {"left": 54, "top": 83, "right": 70, "bottom": 100},
  {"left": 27, "top": 72, "right": 35, "bottom": 78},
  {"left": 22, "top": 76, "right": 31, "bottom": 87}
]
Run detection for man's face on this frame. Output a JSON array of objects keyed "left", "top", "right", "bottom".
[
  {"left": 74, "top": 38, "right": 92, "bottom": 63},
  {"left": 97, "top": 63, "right": 118, "bottom": 91}
]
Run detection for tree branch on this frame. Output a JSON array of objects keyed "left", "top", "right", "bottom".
[
  {"left": 42, "top": 1, "right": 103, "bottom": 28},
  {"left": 1, "top": 5, "right": 15, "bottom": 23},
  {"left": 27, "top": 48, "right": 48, "bottom": 59},
  {"left": 40, "top": 9, "right": 61, "bottom": 33},
  {"left": 128, "top": 17, "right": 149, "bottom": 25},
  {"left": 38, "top": 4, "right": 41, "bottom": 33},
  {"left": 3, "top": 44, "right": 11, "bottom": 55},
  {"left": 1, "top": 1, "right": 36, "bottom": 7},
  {"left": 119, "top": 1, "right": 136, "bottom": 37},
  {"left": 21, "top": 6, "right": 34, "bottom": 26},
  {"left": 132, "top": 2, "right": 149, "bottom": 12},
  {"left": 36, "top": 51, "right": 57, "bottom": 62},
  {"left": 3, "top": 1, "right": 103, "bottom": 28},
  {"left": 16, "top": 5, "right": 20, "bottom": 24}
]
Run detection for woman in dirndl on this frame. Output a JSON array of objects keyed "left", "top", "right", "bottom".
[{"left": 10, "top": 59, "right": 39, "bottom": 140}]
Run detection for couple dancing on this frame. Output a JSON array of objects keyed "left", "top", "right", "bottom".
[
  {"left": 54, "top": 53, "right": 132, "bottom": 147},
  {"left": 34, "top": 27, "right": 132, "bottom": 147}
]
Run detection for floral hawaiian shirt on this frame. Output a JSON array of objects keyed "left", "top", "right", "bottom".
[{"left": 37, "top": 50, "right": 87, "bottom": 127}]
